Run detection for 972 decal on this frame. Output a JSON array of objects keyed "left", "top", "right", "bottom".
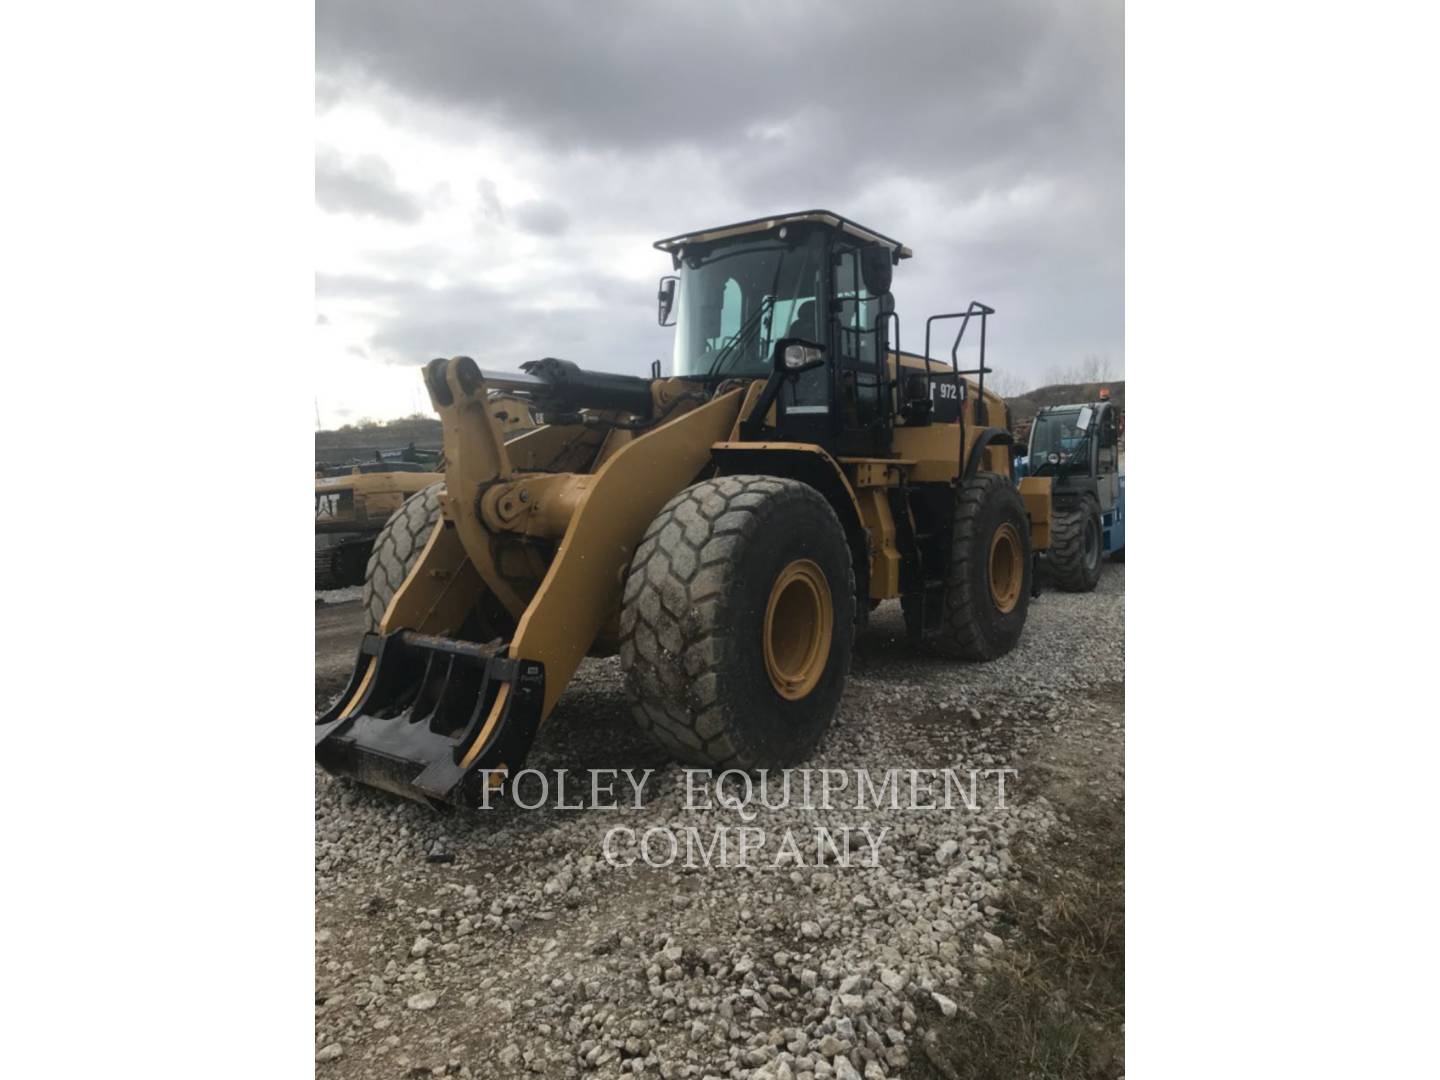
[{"left": 930, "top": 374, "right": 963, "bottom": 422}]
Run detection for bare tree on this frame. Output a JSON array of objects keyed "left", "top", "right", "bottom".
[
  {"left": 985, "top": 369, "right": 1030, "bottom": 399},
  {"left": 1078, "top": 353, "right": 1115, "bottom": 382},
  {"left": 1035, "top": 356, "right": 1124, "bottom": 391}
]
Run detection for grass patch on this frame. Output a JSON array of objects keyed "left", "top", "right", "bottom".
[{"left": 920, "top": 784, "right": 1124, "bottom": 1079}]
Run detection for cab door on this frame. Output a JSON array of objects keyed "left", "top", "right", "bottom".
[
  {"left": 772, "top": 286, "right": 835, "bottom": 450},
  {"left": 830, "top": 245, "right": 892, "bottom": 457}
]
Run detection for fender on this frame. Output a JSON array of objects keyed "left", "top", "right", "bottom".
[
  {"left": 963, "top": 427, "right": 1014, "bottom": 482},
  {"left": 709, "top": 441, "right": 870, "bottom": 595}
]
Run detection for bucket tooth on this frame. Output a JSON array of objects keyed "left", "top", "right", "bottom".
[{"left": 315, "top": 631, "right": 545, "bottom": 807}]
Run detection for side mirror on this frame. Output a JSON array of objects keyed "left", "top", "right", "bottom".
[
  {"left": 657, "top": 275, "right": 678, "bottom": 327},
  {"left": 1076, "top": 405, "right": 1094, "bottom": 433},
  {"left": 860, "top": 244, "right": 893, "bottom": 295},
  {"left": 773, "top": 337, "right": 826, "bottom": 374},
  {"left": 739, "top": 339, "right": 828, "bottom": 440}
]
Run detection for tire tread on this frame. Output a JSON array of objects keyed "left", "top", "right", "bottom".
[
  {"left": 1047, "top": 497, "right": 1102, "bottom": 592},
  {"left": 361, "top": 482, "right": 444, "bottom": 631},
  {"left": 619, "top": 475, "right": 855, "bottom": 768}
]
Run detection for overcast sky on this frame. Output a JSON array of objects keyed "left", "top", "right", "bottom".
[{"left": 315, "top": 0, "right": 1122, "bottom": 427}]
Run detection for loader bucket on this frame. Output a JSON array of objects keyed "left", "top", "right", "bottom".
[
  {"left": 314, "top": 355, "right": 746, "bottom": 809},
  {"left": 315, "top": 630, "right": 545, "bottom": 808}
]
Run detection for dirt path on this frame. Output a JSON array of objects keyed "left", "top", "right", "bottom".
[{"left": 315, "top": 599, "right": 367, "bottom": 706}]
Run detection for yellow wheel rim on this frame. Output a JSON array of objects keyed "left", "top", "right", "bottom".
[
  {"left": 763, "top": 559, "right": 833, "bottom": 700},
  {"left": 988, "top": 523, "right": 1023, "bottom": 614}
]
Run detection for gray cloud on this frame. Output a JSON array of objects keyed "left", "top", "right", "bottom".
[
  {"left": 511, "top": 198, "right": 570, "bottom": 237},
  {"left": 476, "top": 178, "right": 504, "bottom": 224},
  {"left": 321, "top": 3, "right": 1087, "bottom": 154},
  {"left": 317, "top": 269, "right": 661, "bottom": 371},
  {"left": 317, "top": 0, "right": 1122, "bottom": 391},
  {"left": 315, "top": 146, "right": 426, "bottom": 223}
]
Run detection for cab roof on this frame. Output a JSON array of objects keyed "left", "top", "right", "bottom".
[{"left": 653, "top": 210, "right": 913, "bottom": 260}]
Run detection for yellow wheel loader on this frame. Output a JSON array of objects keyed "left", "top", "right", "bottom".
[{"left": 316, "top": 211, "right": 1052, "bottom": 806}]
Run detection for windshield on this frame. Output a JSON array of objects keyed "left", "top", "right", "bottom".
[
  {"left": 1029, "top": 409, "right": 1093, "bottom": 469},
  {"left": 671, "top": 230, "right": 825, "bottom": 379}
]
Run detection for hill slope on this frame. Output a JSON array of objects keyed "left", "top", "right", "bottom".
[
  {"left": 315, "top": 416, "right": 444, "bottom": 465},
  {"left": 1007, "top": 380, "right": 1125, "bottom": 425}
]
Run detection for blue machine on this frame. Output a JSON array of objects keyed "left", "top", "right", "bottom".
[
  {"left": 1105, "top": 473, "right": 1124, "bottom": 560},
  {"left": 1014, "top": 397, "right": 1124, "bottom": 586}
]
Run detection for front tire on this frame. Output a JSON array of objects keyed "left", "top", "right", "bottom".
[
  {"left": 1048, "top": 499, "right": 1103, "bottom": 592},
  {"left": 361, "top": 482, "right": 444, "bottom": 631},
  {"left": 619, "top": 476, "right": 856, "bottom": 769}
]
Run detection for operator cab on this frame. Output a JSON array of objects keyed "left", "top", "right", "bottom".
[
  {"left": 654, "top": 211, "right": 914, "bottom": 457},
  {"left": 1027, "top": 400, "right": 1120, "bottom": 480}
]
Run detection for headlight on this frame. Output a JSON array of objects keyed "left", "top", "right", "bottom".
[
  {"left": 783, "top": 344, "right": 824, "bottom": 370},
  {"left": 1047, "top": 451, "right": 1060, "bottom": 465}
]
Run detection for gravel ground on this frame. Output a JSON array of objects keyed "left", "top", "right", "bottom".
[{"left": 315, "top": 565, "right": 1124, "bottom": 1078}]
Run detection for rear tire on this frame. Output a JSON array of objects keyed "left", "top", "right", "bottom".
[
  {"left": 316, "top": 536, "right": 371, "bottom": 590},
  {"left": 361, "top": 482, "right": 444, "bottom": 631},
  {"left": 619, "top": 475, "right": 856, "bottom": 769},
  {"left": 904, "top": 472, "right": 1033, "bottom": 660},
  {"left": 1048, "top": 499, "right": 1103, "bottom": 592},
  {"left": 315, "top": 543, "right": 344, "bottom": 591}
]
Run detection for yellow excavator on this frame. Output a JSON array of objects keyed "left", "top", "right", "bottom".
[{"left": 317, "top": 211, "right": 1052, "bottom": 806}]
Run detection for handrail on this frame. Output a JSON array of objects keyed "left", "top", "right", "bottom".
[{"left": 922, "top": 301, "right": 996, "bottom": 480}]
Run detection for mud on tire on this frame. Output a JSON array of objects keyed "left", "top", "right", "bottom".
[
  {"left": 619, "top": 475, "right": 856, "bottom": 769},
  {"left": 361, "top": 482, "right": 444, "bottom": 631}
]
